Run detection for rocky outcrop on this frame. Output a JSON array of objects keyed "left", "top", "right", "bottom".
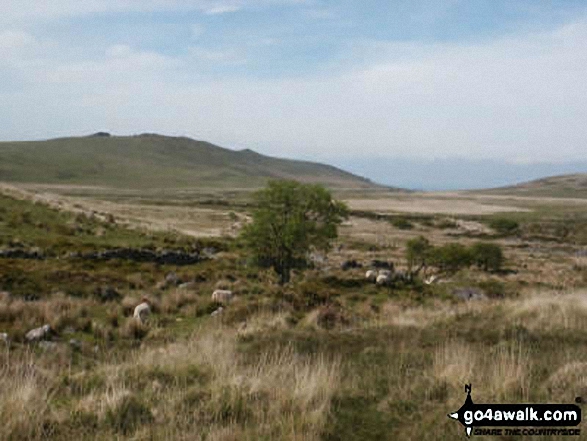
[
  {"left": 0, "top": 249, "right": 45, "bottom": 260},
  {"left": 77, "top": 248, "right": 206, "bottom": 266}
]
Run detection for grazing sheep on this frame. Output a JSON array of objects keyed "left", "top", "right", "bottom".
[
  {"left": 212, "top": 289, "right": 233, "bottom": 304},
  {"left": 376, "top": 274, "right": 391, "bottom": 286},
  {"left": 211, "top": 306, "right": 224, "bottom": 317},
  {"left": 26, "top": 324, "right": 51, "bottom": 342},
  {"left": 365, "top": 270, "right": 377, "bottom": 282},
  {"left": 0, "top": 332, "right": 8, "bottom": 343},
  {"left": 424, "top": 275, "right": 439, "bottom": 285},
  {"left": 378, "top": 269, "right": 392, "bottom": 277},
  {"left": 133, "top": 298, "right": 151, "bottom": 324}
]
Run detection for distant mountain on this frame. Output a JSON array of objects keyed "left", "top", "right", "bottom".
[
  {"left": 327, "top": 156, "right": 587, "bottom": 191},
  {"left": 478, "top": 173, "right": 587, "bottom": 198},
  {"left": 0, "top": 133, "right": 381, "bottom": 190}
]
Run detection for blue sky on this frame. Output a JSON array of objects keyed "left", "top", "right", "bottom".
[{"left": 1, "top": 0, "right": 587, "bottom": 181}]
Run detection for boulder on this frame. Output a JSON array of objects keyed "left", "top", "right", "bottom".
[
  {"left": 453, "top": 288, "right": 487, "bottom": 301},
  {"left": 94, "top": 286, "right": 121, "bottom": 302},
  {"left": 341, "top": 260, "right": 362, "bottom": 271},
  {"left": 370, "top": 260, "right": 394, "bottom": 270}
]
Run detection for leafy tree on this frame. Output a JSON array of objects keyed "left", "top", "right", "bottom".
[
  {"left": 471, "top": 242, "right": 504, "bottom": 272},
  {"left": 430, "top": 243, "right": 473, "bottom": 273},
  {"left": 405, "top": 236, "right": 432, "bottom": 273},
  {"left": 241, "top": 180, "right": 348, "bottom": 284}
]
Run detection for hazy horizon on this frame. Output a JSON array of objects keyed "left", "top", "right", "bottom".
[{"left": 2, "top": 1, "right": 587, "bottom": 183}]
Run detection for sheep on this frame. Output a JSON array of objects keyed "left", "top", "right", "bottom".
[
  {"left": 211, "top": 306, "right": 224, "bottom": 317},
  {"left": 424, "top": 275, "right": 439, "bottom": 285},
  {"left": 378, "top": 269, "right": 392, "bottom": 277},
  {"left": 365, "top": 270, "right": 377, "bottom": 282},
  {"left": 376, "top": 274, "right": 391, "bottom": 286},
  {"left": 0, "top": 332, "right": 8, "bottom": 344},
  {"left": 211, "top": 289, "right": 233, "bottom": 304},
  {"left": 26, "top": 324, "right": 51, "bottom": 343},
  {"left": 133, "top": 298, "right": 151, "bottom": 324}
]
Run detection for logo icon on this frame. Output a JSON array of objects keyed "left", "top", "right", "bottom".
[{"left": 448, "top": 384, "right": 581, "bottom": 437}]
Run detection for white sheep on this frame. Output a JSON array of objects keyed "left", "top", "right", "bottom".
[
  {"left": 424, "top": 275, "right": 439, "bottom": 285},
  {"left": 365, "top": 270, "right": 377, "bottom": 282},
  {"left": 26, "top": 324, "right": 51, "bottom": 342},
  {"left": 378, "top": 269, "right": 392, "bottom": 277},
  {"left": 376, "top": 274, "right": 391, "bottom": 286},
  {"left": 212, "top": 289, "right": 233, "bottom": 304},
  {"left": 133, "top": 298, "right": 151, "bottom": 324}
]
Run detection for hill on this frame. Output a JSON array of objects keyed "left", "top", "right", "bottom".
[
  {"left": 0, "top": 133, "right": 380, "bottom": 189},
  {"left": 477, "top": 173, "right": 587, "bottom": 198}
]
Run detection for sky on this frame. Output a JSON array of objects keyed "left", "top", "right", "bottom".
[{"left": 1, "top": 0, "right": 587, "bottom": 188}]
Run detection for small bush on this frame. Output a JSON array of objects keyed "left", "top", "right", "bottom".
[
  {"left": 430, "top": 243, "right": 473, "bottom": 273},
  {"left": 390, "top": 217, "right": 413, "bottom": 230},
  {"left": 471, "top": 242, "right": 504, "bottom": 272},
  {"left": 489, "top": 218, "right": 519, "bottom": 235}
]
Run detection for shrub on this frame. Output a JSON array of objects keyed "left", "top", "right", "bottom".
[
  {"left": 430, "top": 243, "right": 473, "bottom": 273},
  {"left": 471, "top": 242, "right": 504, "bottom": 272},
  {"left": 405, "top": 236, "right": 432, "bottom": 271},
  {"left": 488, "top": 218, "right": 519, "bottom": 235},
  {"left": 391, "top": 217, "right": 413, "bottom": 230}
]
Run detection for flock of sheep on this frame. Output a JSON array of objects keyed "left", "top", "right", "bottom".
[{"left": 133, "top": 288, "right": 233, "bottom": 324}]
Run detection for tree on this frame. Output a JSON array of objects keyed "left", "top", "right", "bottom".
[
  {"left": 241, "top": 180, "right": 348, "bottom": 284},
  {"left": 470, "top": 242, "right": 504, "bottom": 272},
  {"left": 405, "top": 236, "right": 432, "bottom": 274},
  {"left": 429, "top": 243, "right": 473, "bottom": 273}
]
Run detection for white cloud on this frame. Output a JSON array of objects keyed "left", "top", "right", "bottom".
[
  {"left": 0, "top": 30, "right": 36, "bottom": 49},
  {"left": 1, "top": 17, "right": 586, "bottom": 163},
  {"left": 0, "top": 0, "right": 306, "bottom": 24}
]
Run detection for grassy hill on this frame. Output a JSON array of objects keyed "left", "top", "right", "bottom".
[
  {"left": 478, "top": 173, "right": 587, "bottom": 198},
  {"left": 0, "top": 133, "right": 379, "bottom": 190}
]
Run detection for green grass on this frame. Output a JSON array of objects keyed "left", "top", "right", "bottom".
[{"left": 0, "top": 134, "right": 379, "bottom": 189}]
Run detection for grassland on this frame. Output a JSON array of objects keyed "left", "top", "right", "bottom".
[
  {"left": 477, "top": 173, "right": 587, "bottom": 199},
  {"left": 1, "top": 183, "right": 587, "bottom": 440},
  {"left": 0, "top": 134, "right": 380, "bottom": 190}
]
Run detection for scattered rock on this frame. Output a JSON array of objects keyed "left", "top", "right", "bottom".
[
  {"left": 0, "top": 332, "right": 8, "bottom": 343},
  {"left": 453, "top": 288, "right": 487, "bottom": 301},
  {"left": 94, "top": 286, "right": 122, "bottom": 302},
  {"left": 370, "top": 260, "right": 394, "bottom": 270},
  {"left": 341, "top": 260, "right": 362, "bottom": 271},
  {"left": 69, "top": 339, "right": 82, "bottom": 351},
  {"left": 165, "top": 272, "right": 181, "bottom": 286},
  {"left": 26, "top": 324, "right": 52, "bottom": 342},
  {"left": 178, "top": 282, "right": 197, "bottom": 290},
  {"left": 0, "top": 248, "right": 45, "bottom": 260},
  {"left": 75, "top": 249, "right": 206, "bottom": 266},
  {"left": 38, "top": 341, "right": 58, "bottom": 351}
]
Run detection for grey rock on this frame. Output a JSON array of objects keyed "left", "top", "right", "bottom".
[{"left": 454, "top": 288, "right": 487, "bottom": 301}]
